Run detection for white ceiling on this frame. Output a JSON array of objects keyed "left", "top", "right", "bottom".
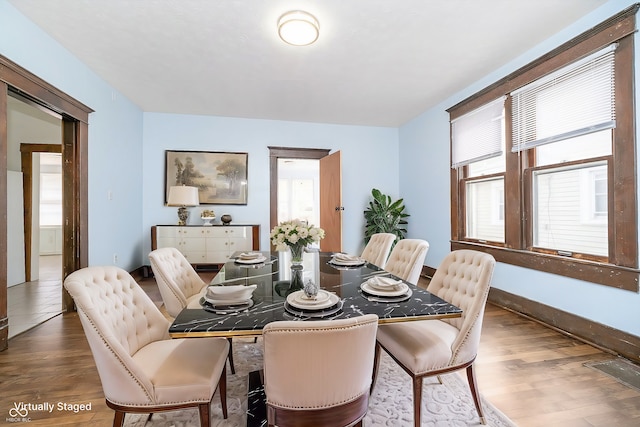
[{"left": 9, "top": 0, "right": 607, "bottom": 127}]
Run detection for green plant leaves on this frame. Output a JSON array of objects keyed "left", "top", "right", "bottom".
[{"left": 363, "top": 188, "right": 410, "bottom": 244}]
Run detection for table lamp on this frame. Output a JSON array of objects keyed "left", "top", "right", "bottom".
[{"left": 167, "top": 185, "right": 200, "bottom": 225}]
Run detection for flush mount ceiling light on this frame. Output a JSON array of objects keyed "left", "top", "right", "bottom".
[{"left": 278, "top": 10, "right": 319, "bottom": 46}]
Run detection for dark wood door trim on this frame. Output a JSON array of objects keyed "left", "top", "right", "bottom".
[
  {"left": 0, "top": 54, "right": 93, "bottom": 351},
  {"left": 0, "top": 80, "right": 8, "bottom": 351},
  {"left": 19, "top": 143, "right": 62, "bottom": 282}
]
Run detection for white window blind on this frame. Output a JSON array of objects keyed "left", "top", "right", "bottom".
[
  {"left": 512, "top": 44, "right": 616, "bottom": 152},
  {"left": 451, "top": 96, "right": 505, "bottom": 168}
]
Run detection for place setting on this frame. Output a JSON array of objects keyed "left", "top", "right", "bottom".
[
  {"left": 328, "top": 252, "right": 367, "bottom": 268},
  {"left": 200, "top": 284, "right": 257, "bottom": 314},
  {"left": 360, "top": 275, "right": 413, "bottom": 303},
  {"left": 233, "top": 251, "right": 269, "bottom": 266},
  {"left": 284, "top": 281, "right": 343, "bottom": 318}
]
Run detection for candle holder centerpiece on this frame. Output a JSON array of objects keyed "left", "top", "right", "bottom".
[{"left": 270, "top": 219, "right": 325, "bottom": 267}]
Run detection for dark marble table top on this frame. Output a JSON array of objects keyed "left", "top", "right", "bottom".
[{"left": 169, "top": 250, "right": 462, "bottom": 338}]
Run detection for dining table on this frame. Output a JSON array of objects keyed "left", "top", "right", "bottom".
[
  {"left": 168, "top": 249, "right": 462, "bottom": 427},
  {"left": 169, "top": 249, "right": 462, "bottom": 338}
]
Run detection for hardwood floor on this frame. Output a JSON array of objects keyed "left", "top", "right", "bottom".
[
  {"left": 7, "top": 255, "right": 63, "bottom": 338},
  {"left": 1, "top": 274, "right": 640, "bottom": 426}
]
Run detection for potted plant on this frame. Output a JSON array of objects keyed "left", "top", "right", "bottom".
[{"left": 363, "top": 188, "right": 409, "bottom": 245}]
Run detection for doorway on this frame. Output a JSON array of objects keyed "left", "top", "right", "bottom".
[
  {"left": 277, "top": 158, "right": 320, "bottom": 225},
  {"left": 1, "top": 54, "right": 92, "bottom": 350},
  {"left": 6, "top": 97, "right": 63, "bottom": 339},
  {"left": 268, "top": 147, "right": 342, "bottom": 252}
]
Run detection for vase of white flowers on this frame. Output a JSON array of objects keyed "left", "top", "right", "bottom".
[{"left": 270, "top": 219, "right": 325, "bottom": 266}]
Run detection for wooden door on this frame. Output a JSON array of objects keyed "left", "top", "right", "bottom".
[{"left": 319, "top": 151, "right": 342, "bottom": 252}]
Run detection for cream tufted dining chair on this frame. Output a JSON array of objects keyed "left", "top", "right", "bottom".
[
  {"left": 374, "top": 250, "right": 496, "bottom": 426},
  {"left": 383, "top": 238, "right": 429, "bottom": 285},
  {"left": 64, "top": 266, "right": 229, "bottom": 427},
  {"left": 148, "top": 247, "right": 208, "bottom": 317},
  {"left": 262, "top": 314, "right": 379, "bottom": 427},
  {"left": 360, "top": 232, "right": 396, "bottom": 268},
  {"left": 149, "top": 247, "right": 238, "bottom": 374}
]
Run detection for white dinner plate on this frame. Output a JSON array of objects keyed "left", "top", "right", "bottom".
[
  {"left": 286, "top": 290, "right": 339, "bottom": 310},
  {"left": 204, "top": 296, "right": 252, "bottom": 305},
  {"left": 200, "top": 298, "right": 254, "bottom": 314},
  {"left": 234, "top": 256, "right": 267, "bottom": 264},
  {"left": 367, "top": 276, "right": 405, "bottom": 291},
  {"left": 284, "top": 300, "right": 344, "bottom": 318},
  {"left": 290, "top": 290, "right": 332, "bottom": 306},
  {"left": 237, "top": 252, "right": 263, "bottom": 259},
  {"left": 330, "top": 253, "right": 366, "bottom": 266},
  {"left": 360, "top": 281, "right": 409, "bottom": 297},
  {"left": 361, "top": 288, "right": 413, "bottom": 303},
  {"left": 329, "top": 258, "right": 366, "bottom": 267}
]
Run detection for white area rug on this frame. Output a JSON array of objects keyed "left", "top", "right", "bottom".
[{"left": 125, "top": 338, "right": 515, "bottom": 427}]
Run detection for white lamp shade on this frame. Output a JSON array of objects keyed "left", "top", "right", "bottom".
[
  {"left": 278, "top": 11, "right": 319, "bottom": 46},
  {"left": 167, "top": 186, "right": 200, "bottom": 207}
]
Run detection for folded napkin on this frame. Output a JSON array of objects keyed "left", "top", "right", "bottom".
[
  {"left": 206, "top": 284, "right": 257, "bottom": 301},
  {"left": 237, "top": 252, "right": 263, "bottom": 260},
  {"left": 367, "top": 276, "right": 404, "bottom": 290},
  {"left": 332, "top": 253, "right": 363, "bottom": 262}
]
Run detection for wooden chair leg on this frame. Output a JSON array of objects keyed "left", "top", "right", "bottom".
[
  {"left": 198, "top": 402, "right": 210, "bottom": 427},
  {"left": 112, "top": 410, "right": 125, "bottom": 427},
  {"left": 466, "top": 364, "right": 486, "bottom": 424},
  {"left": 226, "top": 337, "right": 235, "bottom": 374},
  {"left": 267, "top": 405, "right": 276, "bottom": 427},
  {"left": 412, "top": 376, "right": 423, "bottom": 427},
  {"left": 371, "top": 342, "right": 381, "bottom": 395},
  {"left": 219, "top": 364, "right": 228, "bottom": 419}
]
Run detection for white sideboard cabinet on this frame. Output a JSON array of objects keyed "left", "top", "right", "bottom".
[{"left": 151, "top": 224, "right": 260, "bottom": 267}]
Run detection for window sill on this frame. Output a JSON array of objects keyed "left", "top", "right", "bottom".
[{"left": 451, "top": 240, "right": 639, "bottom": 292}]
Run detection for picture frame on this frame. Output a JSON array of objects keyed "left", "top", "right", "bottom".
[{"left": 165, "top": 150, "right": 248, "bottom": 205}]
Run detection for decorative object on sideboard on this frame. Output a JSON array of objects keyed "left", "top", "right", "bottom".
[
  {"left": 165, "top": 150, "right": 248, "bottom": 205},
  {"left": 167, "top": 185, "right": 199, "bottom": 225},
  {"left": 201, "top": 209, "right": 216, "bottom": 226},
  {"left": 220, "top": 214, "right": 232, "bottom": 225}
]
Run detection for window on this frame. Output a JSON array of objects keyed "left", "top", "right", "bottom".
[
  {"left": 533, "top": 162, "right": 608, "bottom": 257},
  {"left": 40, "top": 166, "right": 62, "bottom": 227},
  {"left": 465, "top": 177, "right": 505, "bottom": 242},
  {"left": 447, "top": 6, "right": 638, "bottom": 291}
]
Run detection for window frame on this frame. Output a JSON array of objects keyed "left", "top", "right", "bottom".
[{"left": 448, "top": 5, "right": 639, "bottom": 291}]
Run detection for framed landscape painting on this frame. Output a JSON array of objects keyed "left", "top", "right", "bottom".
[{"left": 165, "top": 150, "right": 248, "bottom": 205}]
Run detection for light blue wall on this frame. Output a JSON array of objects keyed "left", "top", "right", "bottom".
[
  {"left": 0, "top": 0, "right": 144, "bottom": 271},
  {"left": 142, "top": 113, "right": 399, "bottom": 257},
  {"left": 399, "top": 0, "right": 640, "bottom": 337}
]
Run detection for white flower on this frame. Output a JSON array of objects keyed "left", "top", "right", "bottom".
[
  {"left": 288, "top": 233, "right": 300, "bottom": 244},
  {"left": 269, "top": 219, "right": 325, "bottom": 252}
]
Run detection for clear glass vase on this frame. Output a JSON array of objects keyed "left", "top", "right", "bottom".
[{"left": 289, "top": 244, "right": 304, "bottom": 265}]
